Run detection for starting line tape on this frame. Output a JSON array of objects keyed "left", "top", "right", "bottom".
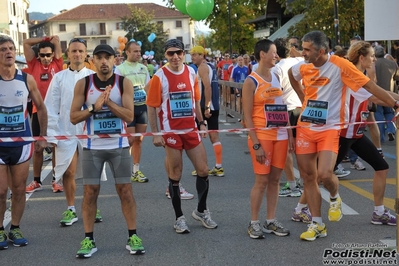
[{"left": 0, "top": 120, "right": 395, "bottom": 142}]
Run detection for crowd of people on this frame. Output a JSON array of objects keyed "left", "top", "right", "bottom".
[{"left": 0, "top": 29, "right": 397, "bottom": 258}]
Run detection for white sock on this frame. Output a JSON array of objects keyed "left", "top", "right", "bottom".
[
  {"left": 266, "top": 219, "right": 275, "bottom": 224},
  {"left": 312, "top": 217, "right": 323, "bottom": 225},
  {"left": 133, "top": 163, "right": 140, "bottom": 173},
  {"left": 295, "top": 203, "right": 308, "bottom": 213},
  {"left": 289, "top": 181, "right": 296, "bottom": 190},
  {"left": 330, "top": 193, "right": 339, "bottom": 200},
  {"left": 374, "top": 205, "right": 385, "bottom": 216},
  {"left": 68, "top": 206, "right": 76, "bottom": 213},
  {"left": 215, "top": 164, "right": 222, "bottom": 168},
  {"left": 251, "top": 220, "right": 260, "bottom": 224}
]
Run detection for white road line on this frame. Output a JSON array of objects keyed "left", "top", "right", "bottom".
[
  {"left": 3, "top": 161, "right": 52, "bottom": 228},
  {"left": 293, "top": 168, "right": 359, "bottom": 215}
]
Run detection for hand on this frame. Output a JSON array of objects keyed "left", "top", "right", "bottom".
[
  {"left": 204, "top": 109, "right": 212, "bottom": 118},
  {"left": 153, "top": 135, "right": 165, "bottom": 147},
  {"left": 35, "top": 140, "right": 48, "bottom": 152},
  {"left": 199, "top": 124, "right": 207, "bottom": 138},
  {"left": 255, "top": 148, "right": 266, "bottom": 164}
]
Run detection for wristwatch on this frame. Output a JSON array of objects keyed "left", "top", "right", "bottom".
[
  {"left": 253, "top": 143, "right": 261, "bottom": 150},
  {"left": 393, "top": 100, "right": 399, "bottom": 110},
  {"left": 199, "top": 120, "right": 207, "bottom": 127},
  {"left": 88, "top": 104, "right": 96, "bottom": 113},
  {"left": 205, "top": 106, "right": 210, "bottom": 110}
]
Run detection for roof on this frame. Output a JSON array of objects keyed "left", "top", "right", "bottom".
[
  {"left": 47, "top": 3, "right": 188, "bottom": 21},
  {"left": 267, "top": 14, "right": 304, "bottom": 41}
]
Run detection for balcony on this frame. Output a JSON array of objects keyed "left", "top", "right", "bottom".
[{"left": 74, "top": 30, "right": 112, "bottom": 38}]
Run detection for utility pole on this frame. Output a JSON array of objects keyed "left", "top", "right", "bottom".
[
  {"left": 334, "top": 0, "right": 340, "bottom": 45},
  {"left": 228, "top": 0, "right": 232, "bottom": 54}
]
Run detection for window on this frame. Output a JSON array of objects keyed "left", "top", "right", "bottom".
[
  {"left": 176, "top": 20, "right": 182, "bottom": 28},
  {"left": 79, "top": 23, "right": 86, "bottom": 36},
  {"left": 59, "top": 24, "right": 66, "bottom": 32},
  {"left": 176, "top": 36, "right": 183, "bottom": 42},
  {"left": 12, "top": 3, "right": 16, "bottom": 16},
  {"left": 60, "top": 41, "right": 67, "bottom": 53},
  {"left": 99, "top": 23, "right": 106, "bottom": 35},
  {"left": 116, "top": 22, "right": 123, "bottom": 30},
  {"left": 100, "top": 40, "right": 107, "bottom": 44}
]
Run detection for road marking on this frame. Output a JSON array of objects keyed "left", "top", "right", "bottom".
[{"left": 293, "top": 168, "right": 359, "bottom": 215}]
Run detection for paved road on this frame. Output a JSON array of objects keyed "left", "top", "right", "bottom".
[{"left": 2, "top": 112, "right": 398, "bottom": 265}]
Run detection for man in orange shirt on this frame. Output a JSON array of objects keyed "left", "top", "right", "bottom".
[
  {"left": 23, "top": 36, "right": 63, "bottom": 193},
  {"left": 217, "top": 53, "right": 232, "bottom": 108},
  {"left": 288, "top": 31, "right": 397, "bottom": 241}
]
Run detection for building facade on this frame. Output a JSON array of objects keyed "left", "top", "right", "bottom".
[{"left": 30, "top": 3, "right": 195, "bottom": 54}]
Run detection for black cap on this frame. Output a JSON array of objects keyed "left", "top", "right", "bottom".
[{"left": 93, "top": 44, "right": 115, "bottom": 56}]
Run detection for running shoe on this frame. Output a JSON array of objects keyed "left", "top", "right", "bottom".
[
  {"left": 208, "top": 167, "right": 225, "bottom": 177},
  {"left": 341, "top": 155, "right": 350, "bottom": 163},
  {"left": 262, "top": 220, "right": 290, "bottom": 236},
  {"left": 26, "top": 181, "right": 42, "bottom": 193},
  {"left": 95, "top": 209, "right": 103, "bottom": 223},
  {"left": 378, "top": 150, "right": 385, "bottom": 159},
  {"left": 8, "top": 228, "right": 28, "bottom": 247},
  {"left": 191, "top": 169, "right": 211, "bottom": 176},
  {"left": 126, "top": 234, "right": 145, "bottom": 255},
  {"left": 248, "top": 221, "right": 264, "bottom": 239},
  {"left": 131, "top": 170, "right": 149, "bottom": 183},
  {"left": 291, "top": 207, "right": 312, "bottom": 223},
  {"left": 165, "top": 184, "right": 194, "bottom": 200},
  {"left": 279, "top": 186, "right": 301, "bottom": 197},
  {"left": 334, "top": 164, "right": 351, "bottom": 178},
  {"left": 388, "top": 132, "right": 395, "bottom": 141},
  {"left": 192, "top": 209, "right": 218, "bottom": 229},
  {"left": 174, "top": 216, "right": 190, "bottom": 234},
  {"left": 371, "top": 209, "right": 396, "bottom": 225},
  {"left": 0, "top": 230, "right": 8, "bottom": 250},
  {"left": 328, "top": 196, "right": 343, "bottom": 222},
  {"left": 76, "top": 238, "right": 97, "bottom": 258},
  {"left": 52, "top": 181, "right": 63, "bottom": 193},
  {"left": 60, "top": 209, "right": 78, "bottom": 226},
  {"left": 300, "top": 222, "right": 327, "bottom": 241},
  {"left": 43, "top": 148, "right": 52, "bottom": 161},
  {"left": 351, "top": 159, "right": 366, "bottom": 171}
]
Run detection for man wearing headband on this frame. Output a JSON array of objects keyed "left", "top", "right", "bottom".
[
  {"left": 190, "top": 46, "right": 225, "bottom": 177},
  {"left": 147, "top": 39, "right": 218, "bottom": 234}
]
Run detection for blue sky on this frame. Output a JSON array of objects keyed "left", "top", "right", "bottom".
[{"left": 29, "top": 0, "right": 210, "bottom": 32}]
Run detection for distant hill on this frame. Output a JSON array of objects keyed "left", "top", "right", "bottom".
[{"left": 29, "top": 12, "right": 55, "bottom": 21}]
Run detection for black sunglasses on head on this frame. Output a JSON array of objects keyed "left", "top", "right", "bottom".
[
  {"left": 166, "top": 50, "right": 183, "bottom": 56},
  {"left": 69, "top": 38, "right": 87, "bottom": 47},
  {"left": 39, "top": 53, "right": 53, "bottom": 58}
]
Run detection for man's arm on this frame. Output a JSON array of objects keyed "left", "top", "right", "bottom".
[
  {"left": 50, "top": 36, "right": 62, "bottom": 59},
  {"left": 28, "top": 74, "right": 47, "bottom": 136},
  {"left": 363, "top": 80, "right": 396, "bottom": 108},
  {"left": 44, "top": 74, "right": 61, "bottom": 144},
  {"left": 104, "top": 78, "right": 134, "bottom": 123},
  {"left": 288, "top": 67, "right": 305, "bottom": 102},
  {"left": 23, "top": 37, "right": 42, "bottom": 62},
  {"left": 70, "top": 78, "right": 93, "bottom": 125},
  {"left": 198, "top": 63, "right": 211, "bottom": 110}
]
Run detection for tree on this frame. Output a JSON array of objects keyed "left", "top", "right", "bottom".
[
  {"left": 276, "top": 0, "right": 364, "bottom": 46},
  {"left": 164, "top": 0, "right": 266, "bottom": 55},
  {"left": 121, "top": 5, "right": 167, "bottom": 62}
]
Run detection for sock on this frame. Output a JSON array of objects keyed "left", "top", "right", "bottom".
[
  {"left": 330, "top": 193, "right": 339, "bottom": 201},
  {"left": 250, "top": 220, "right": 260, "bottom": 224},
  {"left": 33, "top": 177, "right": 42, "bottom": 184},
  {"left": 68, "top": 206, "right": 76, "bottom": 213},
  {"left": 266, "top": 219, "right": 275, "bottom": 224},
  {"left": 374, "top": 205, "right": 385, "bottom": 216},
  {"left": 169, "top": 178, "right": 183, "bottom": 219},
  {"left": 128, "top": 229, "right": 137, "bottom": 238},
  {"left": 295, "top": 203, "right": 308, "bottom": 213},
  {"left": 377, "top": 148, "right": 382, "bottom": 151},
  {"left": 288, "top": 181, "right": 296, "bottom": 190},
  {"left": 312, "top": 217, "right": 323, "bottom": 225},
  {"left": 85, "top": 232, "right": 94, "bottom": 240},
  {"left": 133, "top": 163, "right": 139, "bottom": 174},
  {"left": 196, "top": 175, "right": 209, "bottom": 213},
  {"left": 10, "top": 224, "right": 19, "bottom": 230},
  {"left": 213, "top": 142, "right": 223, "bottom": 167}
]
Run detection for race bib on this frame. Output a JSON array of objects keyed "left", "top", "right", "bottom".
[
  {"left": 169, "top": 91, "right": 193, "bottom": 119},
  {"left": 264, "top": 104, "right": 288, "bottom": 127},
  {"left": 300, "top": 100, "right": 328, "bottom": 125},
  {"left": 93, "top": 110, "right": 122, "bottom": 134},
  {"left": 134, "top": 85, "right": 146, "bottom": 104},
  {"left": 356, "top": 111, "right": 369, "bottom": 135},
  {"left": 0, "top": 105, "right": 25, "bottom": 132}
]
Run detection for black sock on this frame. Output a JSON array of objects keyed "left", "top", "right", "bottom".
[
  {"left": 85, "top": 232, "right": 94, "bottom": 240},
  {"left": 169, "top": 178, "right": 183, "bottom": 219},
  {"left": 10, "top": 224, "right": 19, "bottom": 230},
  {"left": 33, "top": 177, "right": 41, "bottom": 184},
  {"left": 128, "top": 229, "right": 137, "bottom": 238},
  {"left": 196, "top": 175, "right": 209, "bottom": 213}
]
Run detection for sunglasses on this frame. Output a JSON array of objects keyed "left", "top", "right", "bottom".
[
  {"left": 39, "top": 53, "right": 53, "bottom": 58},
  {"left": 166, "top": 50, "right": 183, "bottom": 56},
  {"left": 69, "top": 38, "right": 87, "bottom": 47}
]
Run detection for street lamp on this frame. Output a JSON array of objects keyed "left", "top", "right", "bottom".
[
  {"left": 9, "top": 19, "right": 25, "bottom": 55},
  {"left": 228, "top": 0, "right": 232, "bottom": 54}
]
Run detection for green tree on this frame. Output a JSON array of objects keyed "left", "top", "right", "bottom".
[
  {"left": 121, "top": 5, "right": 167, "bottom": 62},
  {"left": 276, "top": 0, "right": 364, "bottom": 46},
  {"left": 164, "top": 0, "right": 266, "bottom": 55}
]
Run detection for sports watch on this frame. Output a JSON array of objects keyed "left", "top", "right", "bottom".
[{"left": 253, "top": 143, "right": 261, "bottom": 150}]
